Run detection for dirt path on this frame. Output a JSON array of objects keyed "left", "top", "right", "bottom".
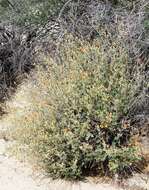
[
  {"left": 0, "top": 137, "right": 149, "bottom": 190},
  {"left": 0, "top": 139, "right": 123, "bottom": 190}
]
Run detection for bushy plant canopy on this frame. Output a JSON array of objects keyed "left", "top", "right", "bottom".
[{"left": 11, "top": 37, "right": 143, "bottom": 179}]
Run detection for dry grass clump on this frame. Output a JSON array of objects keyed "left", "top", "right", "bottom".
[
  {"left": 0, "top": 25, "right": 35, "bottom": 104},
  {"left": 8, "top": 35, "right": 147, "bottom": 180}
]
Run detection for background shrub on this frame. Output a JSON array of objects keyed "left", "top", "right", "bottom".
[
  {"left": 0, "top": 25, "right": 34, "bottom": 103},
  {"left": 10, "top": 36, "right": 143, "bottom": 180},
  {"left": 0, "top": 0, "right": 67, "bottom": 26}
]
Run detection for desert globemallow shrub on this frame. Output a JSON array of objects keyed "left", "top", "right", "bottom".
[{"left": 11, "top": 37, "right": 142, "bottom": 180}]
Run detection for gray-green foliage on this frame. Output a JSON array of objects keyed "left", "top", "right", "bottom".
[
  {"left": 0, "top": 0, "right": 66, "bottom": 25},
  {"left": 10, "top": 37, "right": 143, "bottom": 180},
  {"left": 0, "top": 0, "right": 145, "bottom": 26}
]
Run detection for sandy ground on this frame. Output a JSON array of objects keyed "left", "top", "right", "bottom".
[
  {"left": 0, "top": 138, "right": 123, "bottom": 190},
  {"left": 0, "top": 137, "right": 149, "bottom": 190}
]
